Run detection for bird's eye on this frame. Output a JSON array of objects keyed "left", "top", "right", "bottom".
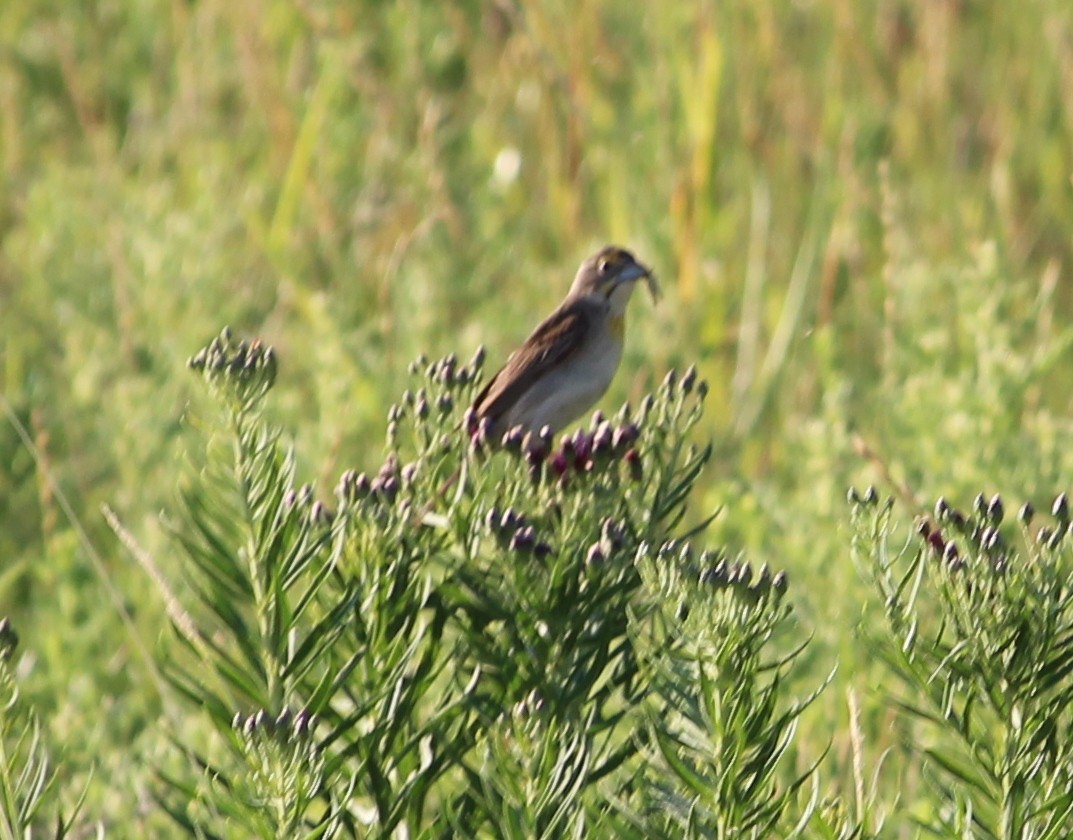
[{"left": 598, "top": 258, "right": 612, "bottom": 275}]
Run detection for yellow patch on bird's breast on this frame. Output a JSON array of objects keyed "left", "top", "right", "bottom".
[{"left": 609, "top": 314, "right": 625, "bottom": 340}]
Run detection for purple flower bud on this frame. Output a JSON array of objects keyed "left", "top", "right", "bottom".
[
  {"left": 592, "top": 421, "right": 613, "bottom": 456},
  {"left": 501, "top": 424, "right": 526, "bottom": 451},
  {"left": 680, "top": 364, "right": 697, "bottom": 394},
  {"left": 981, "top": 527, "right": 1000, "bottom": 551},
  {"left": 590, "top": 410, "right": 606, "bottom": 430},
  {"left": 601, "top": 518, "right": 624, "bottom": 550},
  {"left": 755, "top": 563, "right": 773, "bottom": 593},
  {"left": 510, "top": 525, "right": 535, "bottom": 552},
  {"left": 612, "top": 423, "right": 640, "bottom": 452},
  {"left": 438, "top": 353, "right": 457, "bottom": 384},
  {"left": 523, "top": 431, "right": 547, "bottom": 464},
  {"left": 310, "top": 501, "right": 331, "bottom": 525},
  {"left": 624, "top": 448, "right": 643, "bottom": 481},
  {"left": 585, "top": 543, "right": 606, "bottom": 566},
  {"left": 293, "top": 709, "right": 313, "bottom": 737},
  {"left": 550, "top": 451, "right": 569, "bottom": 477},
  {"left": 336, "top": 469, "right": 356, "bottom": 496},
  {"left": 378, "top": 476, "right": 399, "bottom": 502},
  {"left": 500, "top": 509, "right": 519, "bottom": 531},
  {"left": 572, "top": 431, "right": 593, "bottom": 467}
]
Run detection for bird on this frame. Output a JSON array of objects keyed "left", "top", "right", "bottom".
[{"left": 470, "top": 245, "right": 658, "bottom": 439}]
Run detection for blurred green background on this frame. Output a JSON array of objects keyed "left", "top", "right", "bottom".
[{"left": 2, "top": 0, "right": 1072, "bottom": 830}]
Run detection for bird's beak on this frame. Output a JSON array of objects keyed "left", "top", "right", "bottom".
[{"left": 617, "top": 260, "right": 661, "bottom": 303}]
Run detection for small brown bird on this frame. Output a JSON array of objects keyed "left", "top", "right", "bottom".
[{"left": 471, "top": 246, "right": 658, "bottom": 438}]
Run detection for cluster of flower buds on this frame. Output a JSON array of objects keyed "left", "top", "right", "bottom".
[
  {"left": 846, "top": 485, "right": 881, "bottom": 507},
  {"left": 391, "top": 349, "right": 487, "bottom": 446},
  {"left": 698, "top": 557, "right": 789, "bottom": 602},
  {"left": 1030, "top": 492, "right": 1072, "bottom": 550},
  {"left": 583, "top": 518, "right": 629, "bottom": 566},
  {"left": 918, "top": 494, "right": 1010, "bottom": 571},
  {"left": 0, "top": 617, "right": 18, "bottom": 661},
  {"left": 188, "top": 327, "right": 278, "bottom": 403},
  {"left": 915, "top": 519, "right": 966, "bottom": 571},
  {"left": 654, "top": 539, "right": 789, "bottom": 603},
  {"left": 410, "top": 348, "right": 485, "bottom": 390},
  {"left": 280, "top": 483, "right": 334, "bottom": 527},
  {"left": 484, "top": 505, "right": 553, "bottom": 558},
  {"left": 913, "top": 490, "right": 1073, "bottom": 573},
  {"left": 490, "top": 411, "right": 645, "bottom": 486},
  {"left": 233, "top": 706, "right": 317, "bottom": 743},
  {"left": 336, "top": 454, "right": 414, "bottom": 509},
  {"left": 658, "top": 365, "right": 706, "bottom": 399}
]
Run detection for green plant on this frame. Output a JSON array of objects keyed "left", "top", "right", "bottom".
[
  {"left": 0, "top": 618, "right": 90, "bottom": 839},
  {"left": 850, "top": 488, "right": 1073, "bottom": 839},
  {"left": 143, "top": 328, "right": 825, "bottom": 838}
]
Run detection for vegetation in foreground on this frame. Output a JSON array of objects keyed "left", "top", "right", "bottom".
[{"left": 2, "top": 0, "right": 1073, "bottom": 835}]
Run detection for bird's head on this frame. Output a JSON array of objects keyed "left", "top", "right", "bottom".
[{"left": 570, "top": 246, "right": 659, "bottom": 315}]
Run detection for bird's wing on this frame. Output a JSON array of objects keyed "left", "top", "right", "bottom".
[{"left": 472, "top": 300, "right": 595, "bottom": 428}]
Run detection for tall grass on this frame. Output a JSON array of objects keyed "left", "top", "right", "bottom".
[{"left": 2, "top": 0, "right": 1072, "bottom": 834}]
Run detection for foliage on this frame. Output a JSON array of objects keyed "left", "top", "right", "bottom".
[
  {"left": 0, "top": 618, "right": 91, "bottom": 838},
  {"left": 851, "top": 489, "right": 1073, "bottom": 839},
  {"left": 148, "top": 328, "right": 823, "bottom": 838},
  {"left": 3, "top": 0, "right": 1073, "bottom": 834}
]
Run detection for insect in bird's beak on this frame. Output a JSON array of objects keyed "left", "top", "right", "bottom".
[
  {"left": 615, "top": 260, "right": 661, "bottom": 304},
  {"left": 643, "top": 269, "right": 661, "bottom": 304}
]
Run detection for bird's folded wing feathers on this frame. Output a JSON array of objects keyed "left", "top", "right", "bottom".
[{"left": 472, "top": 302, "right": 593, "bottom": 426}]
